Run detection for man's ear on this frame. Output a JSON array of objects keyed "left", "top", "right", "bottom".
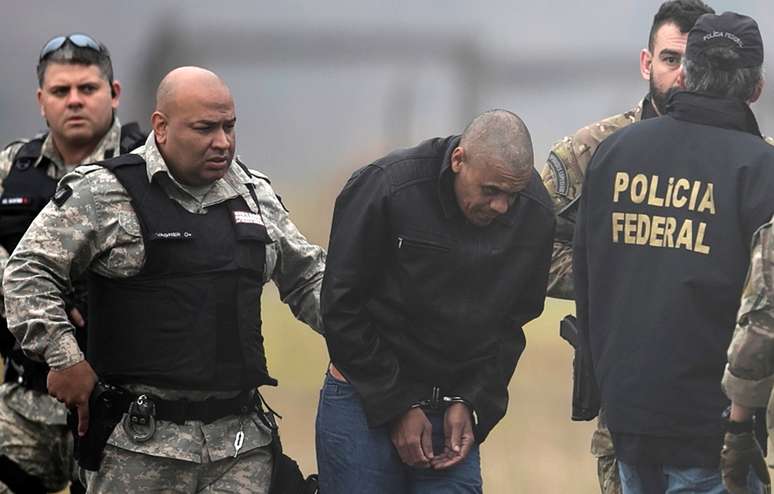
[
  {"left": 640, "top": 48, "right": 653, "bottom": 81},
  {"left": 749, "top": 79, "right": 764, "bottom": 104},
  {"left": 151, "top": 111, "right": 168, "bottom": 144},
  {"left": 450, "top": 146, "right": 465, "bottom": 173}
]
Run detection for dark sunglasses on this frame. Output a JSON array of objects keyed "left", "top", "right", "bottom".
[{"left": 39, "top": 33, "right": 104, "bottom": 61}]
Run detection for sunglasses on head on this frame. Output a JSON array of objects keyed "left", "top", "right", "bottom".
[{"left": 39, "top": 33, "right": 104, "bottom": 61}]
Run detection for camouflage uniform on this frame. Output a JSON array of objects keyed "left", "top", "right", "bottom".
[
  {"left": 0, "top": 119, "right": 122, "bottom": 493},
  {"left": 541, "top": 100, "right": 648, "bottom": 494},
  {"left": 3, "top": 133, "right": 325, "bottom": 492},
  {"left": 722, "top": 215, "right": 774, "bottom": 462}
]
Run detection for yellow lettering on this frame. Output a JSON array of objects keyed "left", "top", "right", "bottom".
[
  {"left": 694, "top": 222, "right": 711, "bottom": 254},
  {"left": 675, "top": 219, "right": 694, "bottom": 250},
  {"left": 647, "top": 176, "right": 664, "bottom": 207},
  {"left": 672, "top": 179, "right": 690, "bottom": 208},
  {"left": 688, "top": 180, "right": 702, "bottom": 211},
  {"left": 649, "top": 215, "right": 666, "bottom": 247},
  {"left": 613, "top": 172, "right": 629, "bottom": 203},
  {"left": 697, "top": 183, "right": 716, "bottom": 215},
  {"left": 664, "top": 177, "right": 674, "bottom": 208},
  {"left": 664, "top": 217, "right": 677, "bottom": 248},
  {"left": 631, "top": 174, "right": 648, "bottom": 204},
  {"left": 624, "top": 213, "right": 637, "bottom": 244},
  {"left": 612, "top": 212, "right": 625, "bottom": 243},
  {"left": 636, "top": 214, "right": 651, "bottom": 245}
]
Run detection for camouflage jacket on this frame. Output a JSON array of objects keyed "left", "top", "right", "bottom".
[
  {"left": 3, "top": 132, "right": 326, "bottom": 461},
  {"left": 722, "top": 217, "right": 774, "bottom": 410},
  {"left": 541, "top": 98, "right": 651, "bottom": 299},
  {"left": 0, "top": 119, "right": 123, "bottom": 426}
]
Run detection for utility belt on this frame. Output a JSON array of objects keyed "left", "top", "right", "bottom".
[{"left": 71, "top": 382, "right": 319, "bottom": 494}]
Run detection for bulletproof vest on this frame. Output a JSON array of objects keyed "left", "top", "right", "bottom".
[
  {"left": 1, "top": 123, "right": 146, "bottom": 390},
  {"left": 87, "top": 154, "right": 277, "bottom": 391},
  {"left": 0, "top": 122, "right": 146, "bottom": 255}
]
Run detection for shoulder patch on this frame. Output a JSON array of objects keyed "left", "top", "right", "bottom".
[
  {"left": 546, "top": 151, "right": 570, "bottom": 197},
  {"left": 52, "top": 185, "right": 73, "bottom": 207}
]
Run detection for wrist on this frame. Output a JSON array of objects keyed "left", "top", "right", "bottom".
[{"left": 722, "top": 405, "right": 754, "bottom": 434}]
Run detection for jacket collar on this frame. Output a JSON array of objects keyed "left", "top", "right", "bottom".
[
  {"left": 665, "top": 91, "right": 763, "bottom": 138},
  {"left": 438, "top": 135, "right": 462, "bottom": 219}
]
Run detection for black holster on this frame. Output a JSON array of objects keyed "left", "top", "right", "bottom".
[
  {"left": 69, "top": 382, "right": 129, "bottom": 471},
  {"left": 256, "top": 394, "right": 318, "bottom": 494},
  {"left": 559, "top": 315, "right": 601, "bottom": 421}
]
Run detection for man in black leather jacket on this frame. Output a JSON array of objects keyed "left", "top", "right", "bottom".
[{"left": 317, "top": 109, "right": 555, "bottom": 493}]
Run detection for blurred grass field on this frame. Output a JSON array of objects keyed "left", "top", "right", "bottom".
[{"left": 260, "top": 288, "right": 599, "bottom": 493}]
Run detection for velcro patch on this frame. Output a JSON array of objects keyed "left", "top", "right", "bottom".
[
  {"left": 52, "top": 185, "right": 73, "bottom": 207},
  {"left": 233, "top": 211, "right": 262, "bottom": 225},
  {"left": 547, "top": 152, "right": 569, "bottom": 197}
]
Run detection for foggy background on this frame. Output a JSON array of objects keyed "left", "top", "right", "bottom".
[{"left": 4, "top": 1, "right": 773, "bottom": 492}]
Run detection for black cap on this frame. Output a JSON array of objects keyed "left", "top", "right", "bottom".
[{"left": 686, "top": 12, "right": 763, "bottom": 69}]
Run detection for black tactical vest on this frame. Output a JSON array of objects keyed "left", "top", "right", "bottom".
[
  {"left": 87, "top": 154, "right": 277, "bottom": 391},
  {"left": 0, "top": 123, "right": 146, "bottom": 254}
]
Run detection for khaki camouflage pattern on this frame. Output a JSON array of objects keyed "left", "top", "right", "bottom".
[
  {"left": 541, "top": 102, "right": 644, "bottom": 300},
  {"left": 597, "top": 454, "right": 622, "bottom": 494},
  {"left": 723, "top": 217, "right": 774, "bottom": 463},
  {"left": 0, "top": 120, "right": 123, "bottom": 491},
  {"left": 81, "top": 443, "right": 273, "bottom": 493},
  {"left": 3, "top": 132, "right": 324, "bottom": 476}
]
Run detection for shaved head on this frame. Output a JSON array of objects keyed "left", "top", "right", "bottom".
[
  {"left": 459, "top": 109, "right": 533, "bottom": 173},
  {"left": 155, "top": 66, "right": 230, "bottom": 115},
  {"left": 151, "top": 66, "right": 237, "bottom": 186},
  {"left": 450, "top": 109, "right": 534, "bottom": 226}
]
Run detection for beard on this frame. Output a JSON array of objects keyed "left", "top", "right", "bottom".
[{"left": 649, "top": 77, "right": 670, "bottom": 115}]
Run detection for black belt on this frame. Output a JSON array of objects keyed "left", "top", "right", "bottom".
[{"left": 111, "top": 387, "right": 255, "bottom": 425}]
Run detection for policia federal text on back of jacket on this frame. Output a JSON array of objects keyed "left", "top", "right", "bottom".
[{"left": 574, "top": 12, "right": 774, "bottom": 491}]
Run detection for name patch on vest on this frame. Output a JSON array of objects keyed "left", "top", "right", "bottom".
[
  {"left": 152, "top": 231, "right": 194, "bottom": 240},
  {"left": 233, "top": 211, "right": 262, "bottom": 225},
  {"left": 0, "top": 196, "right": 32, "bottom": 206}
]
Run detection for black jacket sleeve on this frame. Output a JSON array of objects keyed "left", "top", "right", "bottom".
[{"left": 321, "top": 165, "right": 427, "bottom": 427}]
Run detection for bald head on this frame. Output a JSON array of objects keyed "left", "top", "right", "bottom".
[
  {"left": 151, "top": 66, "right": 237, "bottom": 187},
  {"left": 459, "top": 109, "right": 533, "bottom": 173},
  {"left": 155, "top": 66, "right": 231, "bottom": 114}
]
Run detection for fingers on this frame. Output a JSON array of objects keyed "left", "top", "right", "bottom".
[
  {"left": 390, "top": 409, "right": 432, "bottom": 468},
  {"left": 69, "top": 307, "right": 85, "bottom": 328},
  {"left": 77, "top": 400, "right": 90, "bottom": 437},
  {"left": 432, "top": 404, "right": 475, "bottom": 470},
  {"left": 421, "top": 421, "right": 434, "bottom": 461}
]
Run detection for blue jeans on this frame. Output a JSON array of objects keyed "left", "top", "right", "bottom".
[
  {"left": 618, "top": 459, "right": 765, "bottom": 494},
  {"left": 315, "top": 372, "right": 483, "bottom": 494}
]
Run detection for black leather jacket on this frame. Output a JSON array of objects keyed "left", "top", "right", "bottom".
[{"left": 322, "top": 135, "right": 555, "bottom": 441}]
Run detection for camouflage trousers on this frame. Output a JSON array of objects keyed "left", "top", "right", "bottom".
[
  {"left": 81, "top": 443, "right": 273, "bottom": 493},
  {"left": 592, "top": 410, "right": 621, "bottom": 494},
  {"left": 0, "top": 384, "right": 72, "bottom": 492}
]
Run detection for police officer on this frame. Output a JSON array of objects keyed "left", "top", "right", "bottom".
[
  {"left": 720, "top": 215, "right": 774, "bottom": 494},
  {"left": 574, "top": 11, "right": 774, "bottom": 493},
  {"left": 3, "top": 66, "right": 325, "bottom": 493},
  {"left": 544, "top": 2, "right": 716, "bottom": 492},
  {"left": 0, "top": 33, "right": 144, "bottom": 494},
  {"left": 317, "top": 110, "right": 554, "bottom": 492}
]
